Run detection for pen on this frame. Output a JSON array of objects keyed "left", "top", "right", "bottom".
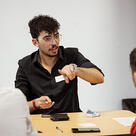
[
  {"left": 37, "top": 130, "right": 43, "bottom": 133},
  {"left": 56, "top": 126, "right": 63, "bottom": 133}
]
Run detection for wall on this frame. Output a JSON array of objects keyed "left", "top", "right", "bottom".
[{"left": 0, "top": 0, "right": 136, "bottom": 111}]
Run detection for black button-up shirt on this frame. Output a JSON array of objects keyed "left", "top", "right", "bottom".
[{"left": 15, "top": 46, "right": 103, "bottom": 114}]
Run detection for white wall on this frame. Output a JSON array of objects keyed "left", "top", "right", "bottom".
[{"left": 0, "top": 0, "right": 136, "bottom": 111}]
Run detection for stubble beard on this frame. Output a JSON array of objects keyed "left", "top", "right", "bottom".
[{"left": 42, "top": 49, "right": 59, "bottom": 58}]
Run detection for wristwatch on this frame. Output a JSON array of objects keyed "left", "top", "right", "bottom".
[{"left": 71, "top": 63, "right": 78, "bottom": 71}]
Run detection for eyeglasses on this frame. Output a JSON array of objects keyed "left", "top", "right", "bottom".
[{"left": 42, "top": 33, "right": 61, "bottom": 43}]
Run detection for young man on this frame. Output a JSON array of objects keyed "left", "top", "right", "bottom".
[
  {"left": 15, "top": 15, "right": 104, "bottom": 114},
  {"left": 130, "top": 48, "right": 136, "bottom": 134}
]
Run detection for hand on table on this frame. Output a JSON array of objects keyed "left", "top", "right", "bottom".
[{"left": 35, "top": 96, "right": 55, "bottom": 109}]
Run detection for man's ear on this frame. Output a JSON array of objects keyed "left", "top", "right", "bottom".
[
  {"left": 130, "top": 67, "right": 136, "bottom": 87},
  {"left": 133, "top": 72, "right": 136, "bottom": 87},
  {"left": 32, "top": 39, "right": 39, "bottom": 47}
]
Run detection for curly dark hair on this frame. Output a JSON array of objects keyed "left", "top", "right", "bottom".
[
  {"left": 28, "top": 15, "right": 60, "bottom": 38},
  {"left": 130, "top": 48, "right": 136, "bottom": 72}
]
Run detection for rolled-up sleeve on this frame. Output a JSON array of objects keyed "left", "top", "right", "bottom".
[{"left": 75, "top": 52, "right": 104, "bottom": 76}]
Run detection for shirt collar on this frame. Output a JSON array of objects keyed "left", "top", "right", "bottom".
[
  {"left": 32, "top": 50, "right": 39, "bottom": 64},
  {"left": 58, "top": 46, "right": 64, "bottom": 60},
  {"left": 32, "top": 46, "right": 64, "bottom": 64}
]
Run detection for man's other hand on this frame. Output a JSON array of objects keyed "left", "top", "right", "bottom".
[{"left": 35, "top": 96, "right": 55, "bottom": 109}]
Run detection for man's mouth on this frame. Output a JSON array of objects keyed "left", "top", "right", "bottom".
[
  {"left": 49, "top": 45, "right": 58, "bottom": 52},
  {"left": 51, "top": 48, "right": 58, "bottom": 53}
]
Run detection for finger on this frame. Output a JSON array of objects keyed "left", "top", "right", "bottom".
[
  {"left": 63, "top": 75, "right": 69, "bottom": 84},
  {"left": 58, "top": 69, "right": 69, "bottom": 83},
  {"left": 44, "top": 96, "right": 52, "bottom": 103},
  {"left": 49, "top": 101, "right": 55, "bottom": 107},
  {"left": 40, "top": 102, "right": 55, "bottom": 109},
  {"left": 58, "top": 67, "right": 72, "bottom": 78},
  {"left": 69, "top": 66, "right": 76, "bottom": 78},
  {"left": 52, "top": 101, "right": 55, "bottom": 106},
  {"left": 39, "top": 103, "right": 50, "bottom": 108},
  {"left": 48, "top": 101, "right": 55, "bottom": 108},
  {"left": 58, "top": 69, "right": 65, "bottom": 75},
  {"left": 64, "top": 70, "right": 74, "bottom": 80},
  {"left": 58, "top": 69, "right": 73, "bottom": 82}
]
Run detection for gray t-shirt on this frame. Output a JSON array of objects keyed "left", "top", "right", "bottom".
[{"left": 0, "top": 88, "right": 37, "bottom": 136}]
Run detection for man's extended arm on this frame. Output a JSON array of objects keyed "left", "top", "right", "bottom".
[
  {"left": 58, "top": 64, "right": 104, "bottom": 84},
  {"left": 75, "top": 67, "right": 104, "bottom": 84}
]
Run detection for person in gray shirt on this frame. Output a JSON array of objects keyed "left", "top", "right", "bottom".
[{"left": 0, "top": 88, "right": 37, "bottom": 136}]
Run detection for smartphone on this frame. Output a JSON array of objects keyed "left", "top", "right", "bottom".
[
  {"left": 72, "top": 128, "right": 100, "bottom": 133},
  {"left": 41, "top": 114, "right": 50, "bottom": 118},
  {"left": 50, "top": 113, "right": 69, "bottom": 121}
]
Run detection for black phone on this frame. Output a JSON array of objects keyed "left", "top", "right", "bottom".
[
  {"left": 50, "top": 113, "right": 69, "bottom": 121},
  {"left": 41, "top": 114, "right": 50, "bottom": 118},
  {"left": 72, "top": 128, "right": 100, "bottom": 133}
]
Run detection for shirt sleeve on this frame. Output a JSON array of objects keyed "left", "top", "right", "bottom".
[
  {"left": 15, "top": 63, "right": 32, "bottom": 101},
  {"left": 75, "top": 51, "right": 104, "bottom": 76}
]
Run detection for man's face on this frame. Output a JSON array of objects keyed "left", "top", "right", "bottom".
[
  {"left": 34, "top": 30, "right": 60, "bottom": 57},
  {"left": 130, "top": 66, "right": 136, "bottom": 87}
]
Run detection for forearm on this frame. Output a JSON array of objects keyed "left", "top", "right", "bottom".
[
  {"left": 75, "top": 67, "right": 104, "bottom": 84},
  {"left": 28, "top": 100, "right": 37, "bottom": 113}
]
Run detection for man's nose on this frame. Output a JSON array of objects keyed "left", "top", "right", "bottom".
[{"left": 50, "top": 38, "right": 57, "bottom": 44}]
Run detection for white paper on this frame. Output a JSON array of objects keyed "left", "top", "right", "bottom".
[
  {"left": 55, "top": 75, "right": 65, "bottom": 83},
  {"left": 79, "top": 123, "right": 96, "bottom": 127},
  {"left": 113, "top": 117, "right": 135, "bottom": 126}
]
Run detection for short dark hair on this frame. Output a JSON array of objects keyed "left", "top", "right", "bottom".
[
  {"left": 28, "top": 15, "right": 60, "bottom": 38},
  {"left": 130, "top": 48, "right": 136, "bottom": 72}
]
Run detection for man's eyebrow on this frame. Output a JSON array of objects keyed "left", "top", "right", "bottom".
[
  {"left": 43, "top": 35, "right": 50, "bottom": 38},
  {"left": 54, "top": 32, "right": 59, "bottom": 35},
  {"left": 43, "top": 32, "right": 59, "bottom": 38}
]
